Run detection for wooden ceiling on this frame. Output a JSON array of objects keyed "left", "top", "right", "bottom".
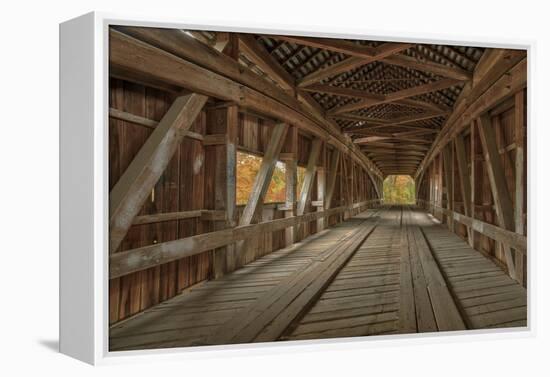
[{"left": 189, "top": 30, "right": 485, "bottom": 177}]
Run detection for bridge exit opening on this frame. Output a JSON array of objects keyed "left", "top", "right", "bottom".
[{"left": 383, "top": 175, "right": 415, "bottom": 204}]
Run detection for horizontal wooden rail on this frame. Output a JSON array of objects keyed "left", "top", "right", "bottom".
[
  {"left": 132, "top": 210, "right": 226, "bottom": 225},
  {"left": 109, "top": 108, "right": 204, "bottom": 141},
  {"left": 418, "top": 199, "right": 526, "bottom": 253},
  {"left": 110, "top": 200, "right": 379, "bottom": 279}
]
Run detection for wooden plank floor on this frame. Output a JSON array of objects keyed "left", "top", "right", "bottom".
[
  {"left": 110, "top": 206, "right": 527, "bottom": 351},
  {"left": 109, "top": 209, "right": 382, "bottom": 350},
  {"left": 412, "top": 209, "right": 528, "bottom": 329},
  {"left": 283, "top": 209, "right": 402, "bottom": 341}
]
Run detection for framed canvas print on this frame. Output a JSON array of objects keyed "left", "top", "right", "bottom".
[{"left": 59, "top": 12, "right": 531, "bottom": 365}]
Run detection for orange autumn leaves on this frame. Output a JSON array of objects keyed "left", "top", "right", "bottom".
[
  {"left": 383, "top": 175, "right": 416, "bottom": 204},
  {"left": 236, "top": 152, "right": 305, "bottom": 206}
]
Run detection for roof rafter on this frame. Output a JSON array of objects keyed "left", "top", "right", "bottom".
[
  {"left": 329, "top": 78, "right": 463, "bottom": 115},
  {"left": 297, "top": 43, "right": 413, "bottom": 87},
  {"left": 300, "top": 84, "right": 450, "bottom": 112},
  {"left": 383, "top": 53, "right": 473, "bottom": 81},
  {"left": 268, "top": 35, "right": 378, "bottom": 58}
]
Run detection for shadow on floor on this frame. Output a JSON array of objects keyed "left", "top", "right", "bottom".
[{"left": 38, "top": 339, "right": 59, "bottom": 353}]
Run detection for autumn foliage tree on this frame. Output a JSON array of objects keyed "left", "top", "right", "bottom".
[
  {"left": 236, "top": 152, "right": 286, "bottom": 205},
  {"left": 383, "top": 175, "right": 415, "bottom": 204}
]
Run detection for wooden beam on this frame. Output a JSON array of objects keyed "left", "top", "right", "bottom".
[
  {"left": 398, "top": 98, "right": 451, "bottom": 113},
  {"left": 202, "top": 133, "right": 226, "bottom": 145},
  {"left": 236, "top": 35, "right": 390, "bottom": 201},
  {"left": 239, "top": 33, "right": 329, "bottom": 124},
  {"left": 132, "top": 210, "right": 203, "bottom": 225},
  {"left": 478, "top": 114, "right": 515, "bottom": 231},
  {"left": 418, "top": 200, "right": 526, "bottom": 253},
  {"left": 442, "top": 145, "right": 453, "bottom": 230},
  {"left": 393, "top": 128, "right": 437, "bottom": 138},
  {"left": 355, "top": 135, "right": 432, "bottom": 145},
  {"left": 377, "top": 161, "right": 418, "bottom": 168},
  {"left": 297, "top": 139, "right": 323, "bottom": 216},
  {"left": 109, "top": 94, "right": 208, "bottom": 253},
  {"left": 298, "top": 43, "right": 412, "bottom": 87},
  {"left": 415, "top": 50, "right": 527, "bottom": 179},
  {"left": 454, "top": 134, "right": 473, "bottom": 244},
  {"left": 342, "top": 111, "right": 447, "bottom": 131},
  {"left": 110, "top": 107, "right": 159, "bottom": 129},
  {"left": 302, "top": 84, "right": 448, "bottom": 113},
  {"left": 239, "top": 123, "right": 289, "bottom": 226},
  {"left": 284, "top": 126, "right": 298, "bottom": 247},
  {"left": 371, "top": 160, "right": 423, "bottom": 166},
  {"left": 325, "top": 149, "right": 340, "bottom": 209},
  {"left": 362, "top": 142, "right": 429, "bottom": 151},
  {"left": 206, "top": 105, "right": 238, "bottom": 277},
  {"left": 478, "top": 113, "right": 517, "bottom": 279},
  {"left": 300, "top": 83, "right": 384, "bottom": 101},
  {"left": 336, "top": 113, "right": 391, "bottom": 125},
  {"left": 350, "top": 159, "right": 355, "bottom": 205},
  {"left": 469, "top": 121, "right": 477, "bottom": 248},
  {"left": 353, "top": 136, "right": 391, "bottom": 144},
  {"left": 270, "top": 35, "right": 378, "bottom": 58},
  {"left": 238, "top": 33, "right": 295, "bottom": 92},
  {"left": 383, "top": 54, "right": 473, "bottom": 81},
  {"left": 514, "top": 90, "right": 526, "bottom": 285},
  {"left": 237, "top": 34, "right": 341, "bottom": 150},
  {"left": 109, "top": 107, "right": 204, "bottom": 141},
  {"left": 111, "top": 28, "right": 382, "bottom": 181},
  {"left": 316, "top": 146, "right": 327, "bottom": 231},
  {"left": 390, "top": 111, "right": 449, "bottom": 125},
  {"left": 329, "top": 78, "right": 462, "bottom": 115},
  {"left": 110, "top": 202, "right": 378, "bottom": 278},
  {"left": 368, "top": 150, "right": 425, "bottom": 156}
]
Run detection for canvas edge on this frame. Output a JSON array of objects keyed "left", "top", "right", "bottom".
[{"left": 59, "top": 11, "right": 98, "bottom": 365}]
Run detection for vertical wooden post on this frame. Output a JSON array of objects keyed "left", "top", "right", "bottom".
[
  {"left": 237, "top": 122, "right": 289, "bottom": 266},
  {"left": 338, "top": 154, "right": 344, "bottom": 220},
  {"left": 442, "top": 145, "right": 453, "bottom": 230},
  {"left": 469, "top": 121, "right": 477, "bottom": 249},
  {"left": 440, "top": 154, "right": 444, "bottom": 217},
  {"left": 343, "top": 156, "right": 351, "bottom": 220},
  {"left": 297, "top": 138, "right": 323, "bottom": 216},
  {"left": 205, "top": 105, "right": 238, "bottom": 278},
  {"left": 316, "top": 144, "right": 327, "bottom": 232},
  {"left": 297, "top": 138, "right": 323, "bottom": 234},
  {"left": 514, "top": 90, "right": 526, "bottom": 285},
  {"left": 478, "top": 113, "right": 517, "bottom": 280},
  {"left": 432, "top": 161, "right": 436, "bottom": 213},
  {"left": 350, "top": 159, "right": 355, "bottom": 209},
  {"left": 282, "top": 126, "right": 298, "bottom": 247},
  {"left": 451, "top": 141, "right": 456, "bottom": 233},
  {"left": 455, "top": 134, "right": 473, "bottom": 244}
]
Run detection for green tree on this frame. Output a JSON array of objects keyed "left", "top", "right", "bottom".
[
  {"left": 236, "top": 152, "right": 288, "bottom": 205},
  {"left": 383, "top": 175, "right": 415, "bottom": 204}
]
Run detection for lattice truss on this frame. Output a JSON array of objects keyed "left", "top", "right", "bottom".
[{"left": 189, "top": 30, "right": 484, "bottom": 177}]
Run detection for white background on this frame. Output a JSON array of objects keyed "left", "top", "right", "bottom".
[{"left": 1, "top": 0, "right": 548, "bottom": 374}]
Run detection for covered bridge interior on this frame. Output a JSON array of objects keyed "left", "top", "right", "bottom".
[{"left": 107, "top": 27, "right": 527, "bottom": 351}]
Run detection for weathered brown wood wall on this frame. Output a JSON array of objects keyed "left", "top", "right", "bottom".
[
  {"left": 418, "top": 88, "right": 527, "bottom": 284},
  {"left": 109, "top": 78, "right": 211, "bottom": 323},
  {"left": 108, "top": 78, "right": 376, "bottom": 324}
]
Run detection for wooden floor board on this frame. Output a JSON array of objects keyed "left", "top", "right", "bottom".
[
  {"left": 110, "top": 206, "right": 527, "bottom": 351},
  {"left": 420, "top": 209, "right": 527, "bottom": 330}
]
